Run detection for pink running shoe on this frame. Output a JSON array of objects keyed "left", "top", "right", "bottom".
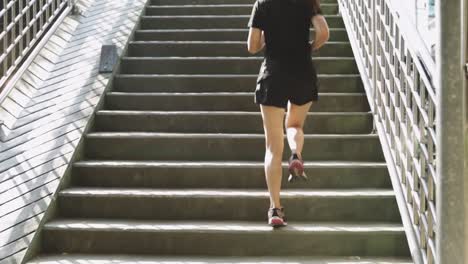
[
  {"left": 268, "top": 207, "right": 287, "bottom": 227},
  {"left": 288, "top": 153, "right": 308, "bottom": 183}
]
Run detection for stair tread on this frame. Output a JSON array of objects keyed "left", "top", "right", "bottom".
[
  {"left": 135, "top": 29, "right": 347, "bottom": 35},
  {"left": 115, "top": 73, "right": 361, "bottom": 77},
  {"left": 28, "top": 254, "right": 413, "bottom": 263},
  {"left": 84, "top": 134, "right": 383, "bottom": 161},
  {"left": 97, "top": 110, "right": 371, "bottom": 115},
  {"left": 123, "top": 56, "right": 355, "bottom": 60},
  {"left": 60, "top": 188, "right": 395, "bottom": 197},
  {"left": 148, "top": 3, "right": 338, "bottom": 7},
  {"left": 129, "top": 40, "right": 349, "bottom": 44},
  {"left": 136, "top": 28, "right": 347, "bottom": 31},
  {"left": 86, "top": 132, "right": 379, "bottom": 138},
  {"left": 74, "top": 160, "right": 387, "bottom": 167},
  {"left": 148, "top": 0, "right": 339, "bottom": 4},
  {"left": 106, "top": 92, "right": 366, "bottom": 96},
  {"left": 86, "top": 132, "right": 378, "bottom": 136},
  {"left": 45, "top": 219, "right": 405, "bottom": 233},
  {"left": 142, "top": 14, "right": 342, "bottom": 18}
]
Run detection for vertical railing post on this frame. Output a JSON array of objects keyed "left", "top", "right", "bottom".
[
  {"left": 371, "top": 0, "right": 377, "bottom": 132},
  {"left": 464, "top": 1, "right": 468, "bottom": 264},
  {"left": 436, "top": 0, "right": 467, "bottom": 263},
  {"left": 2, "top": 0, "right": 7, "bottom": 77}
]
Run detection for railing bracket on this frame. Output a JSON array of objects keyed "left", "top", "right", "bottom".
[{"left": 464, "top": 63, "right": 468, "bottom": 78}]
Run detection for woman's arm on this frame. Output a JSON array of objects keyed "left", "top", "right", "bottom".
[
  {"left": 311, "top": 15, "right": 330, "bottom": 51},
  {"left": 247, "top": 27, "right": 265, "bottom": 54},
  {"left": 310, "top": 0, "right": 329, "bottom": 51}
]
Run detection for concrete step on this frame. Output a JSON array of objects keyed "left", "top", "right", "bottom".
[
  {"left": 94, "top": 111, "right": 373, "bottom": 134},
  {"left": 72, "top": 161, "right": 392, "bottom": 189},
  {"left": 127, "top": 41, "right": 353, "bottom": 57},
  {"left": 113, "top": 74, "right": 364, "bottom": 93},
  {"left": 134, "top": 28, "right": 349, "bottom": 41},
  {"left": 28, "top": 254, "right": 414, "bottom": 264},
  {"left": 120, "top": 57, "right": 358, "bottom": 74},
  {"left": 42, "top": 219, "right": 410, "bottom": 257},
  {"left": 57, "top": 188, "right": 400, "bottom": 222},
  {"left": 150, "top": 0, "right": 338, "bottom": 6},
  {"left": 104, "top": 92, "right": 369, "bottom": 112},
  {"left": 146, "top": 3, "right": 339, "bottom": 16},
  {"left": 83, "top": 133, "right": 385, "bottom": 161},
  {"left": 140, "top": 15, "right": 345, "bottom": 29}
]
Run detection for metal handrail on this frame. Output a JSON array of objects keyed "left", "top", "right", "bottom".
[
  {"left": 0, "top": 0, "right": 72, "bottom": 98},
  {"left": 338, "top": 0, "right": 442, "bottom": 263}
]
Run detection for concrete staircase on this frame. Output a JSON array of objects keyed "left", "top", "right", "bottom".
[{"left": 28, "top": 0, "right": 413, "bottom": 263}]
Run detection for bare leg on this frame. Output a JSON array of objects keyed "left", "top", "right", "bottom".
[
  {"left": 260, "top": 105, "right": 286, "bottom": 209},
  {"left": 285, "top": 101, "right": 313, "bottom": 159}
]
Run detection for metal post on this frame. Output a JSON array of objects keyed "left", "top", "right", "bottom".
[
  {"left": 371, "top": 0, "right": 378, "bottom": 134},
  {"left": 436, "top": 0, "right": 467, "bottom": 262},
  {"left": 2, "top": 0, "right": 7, "bottom": 77},
  {"left": 463, "top": 0, "right": 468, "bottom": 262}
]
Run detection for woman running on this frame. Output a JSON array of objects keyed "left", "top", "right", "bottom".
[{"left": 247, "top": 0, "right": 329, "bottom": 227}]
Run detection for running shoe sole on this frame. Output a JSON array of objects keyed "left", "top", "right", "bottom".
[
  {"left": 268, "top": 217, "right": 287, "bottom": 227},
  {"left": 288, "top": 159, "right": 308, "bottom": 183}
]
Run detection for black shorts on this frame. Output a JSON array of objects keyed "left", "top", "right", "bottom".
[{"left": 254, "top": 59, "right": 319, "bottom": 109}]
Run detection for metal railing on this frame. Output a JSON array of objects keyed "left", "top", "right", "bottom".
[
  {"left": 0, "top": 0, "right": 72, "bottom": 94},
  {"left": 338, "top": 0, "right": 467, "bottom": 263}
]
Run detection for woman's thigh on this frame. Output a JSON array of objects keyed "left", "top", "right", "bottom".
[{"left": 260, "top": 105, "right": 286, "bottom": 151}]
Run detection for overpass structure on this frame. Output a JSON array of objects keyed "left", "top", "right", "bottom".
[{"left": 0, "top": 0, "right": 466, "bottom": 264}]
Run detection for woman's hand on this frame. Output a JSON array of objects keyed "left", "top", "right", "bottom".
[{"left": 311, "top": 15, "right": 330, "bottom": 51}]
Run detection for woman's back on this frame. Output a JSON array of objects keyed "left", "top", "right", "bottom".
[{"left": 248, "top": 0, "right": 316, "bottom": 66}]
